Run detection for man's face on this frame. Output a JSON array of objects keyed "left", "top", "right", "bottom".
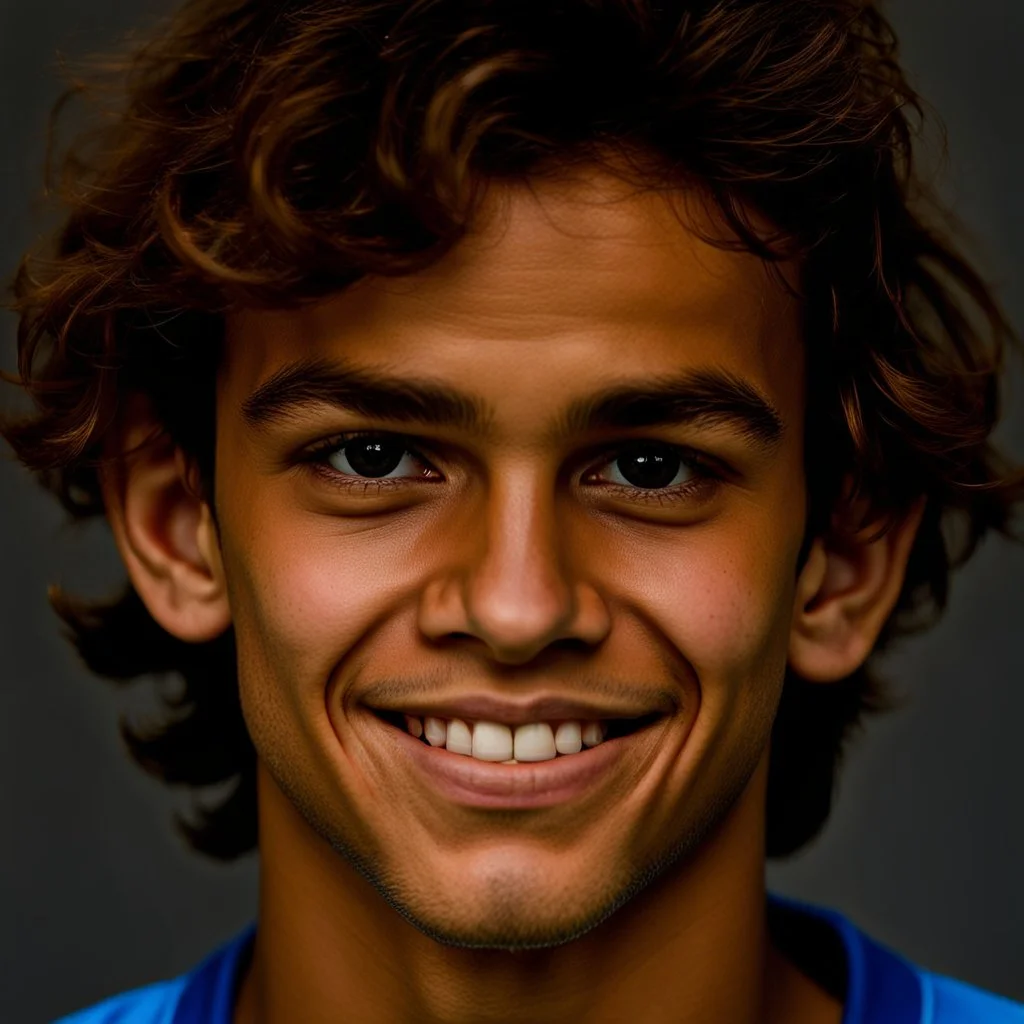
[{"left": 215, "top": 168, "right": 807, "bottom": 948}]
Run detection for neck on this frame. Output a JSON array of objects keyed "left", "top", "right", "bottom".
[{"left": 234, "top": 754, "right": 835, "bottom": 1024}]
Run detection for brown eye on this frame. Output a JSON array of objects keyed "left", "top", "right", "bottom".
[
  {"left": 327, "top": 437, "right": 418, "bottom": 478},
  {"left": 604, "top": 444, "right": 695, "bottom": 489}
]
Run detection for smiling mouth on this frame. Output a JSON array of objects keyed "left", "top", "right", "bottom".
[{"left": 372, "top": 709, "right": 662, "bottom": 764}]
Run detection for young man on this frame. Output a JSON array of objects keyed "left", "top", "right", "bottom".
[{"left": 5, "top": 0, "right": 1023, "bottom": 1021}]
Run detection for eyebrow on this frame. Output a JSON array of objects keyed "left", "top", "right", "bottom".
[{"left": 241, "top": 356, "right": 785, "bottom": 452}]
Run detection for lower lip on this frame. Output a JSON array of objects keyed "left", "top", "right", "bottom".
[{"left": 374, "top": 715, "right": 646, "bottom": 809}]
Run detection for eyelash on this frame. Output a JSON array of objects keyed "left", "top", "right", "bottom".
[{"left": 300, "top": 431, "right": 724, "bottom": 505}]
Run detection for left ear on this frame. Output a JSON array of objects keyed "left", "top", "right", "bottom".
[{"left": 789, "top": 493, "right": 926, "bottom": 683}]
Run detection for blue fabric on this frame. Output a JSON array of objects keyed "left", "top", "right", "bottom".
[
  {"left": 780, "top": 896, "right": 923, "bottom": 1020},
  {"left": 53, "top": 926, "right": 253, "bottom": 1024},
  {"left": 52, "top": 979, "right": 186, "bottom": 1024},
  {"left": 53, "top": 902, "right": 1023, "bottom": 1022},
  {"left": 771, "top": 894, "right": 1024, "bottom": 1023},
  {"left": 168, "top": 925, "right": 255, "bottom": 1024}
]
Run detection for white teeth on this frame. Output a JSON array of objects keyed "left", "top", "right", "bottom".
[
  {"left": 410, "top": 715, "right": 613, "bottom": 760},
  {"left": 554, "top": 720, "right": 583, "bottom": 755},
  {"left": 472, "top": 721, "right": 514, "bottom": 762},
  {"left": 513, "top": 722, "right": 557, "bottom": 762},
  {"left": 445, "top": 718, "right": 473, "bottom": 756},
  {"left": 424, "top": 716, "right": 447, "bottom": 747}
]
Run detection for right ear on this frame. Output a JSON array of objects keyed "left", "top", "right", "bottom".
[{"left": 100, "top": 395, "right": 230, "bottom": 642}]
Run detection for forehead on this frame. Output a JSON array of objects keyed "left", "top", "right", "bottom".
[{"left": 222, "top": 168, "right": 803, "bottom": 426}]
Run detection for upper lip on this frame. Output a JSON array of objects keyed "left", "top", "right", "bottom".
[{"left": 364, "top": 693, "right": 675, "bottom": 726}]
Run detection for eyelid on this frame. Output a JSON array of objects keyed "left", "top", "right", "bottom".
[
  {"left": 303, "top": 431, "right": 439, "bottom": 468},
  {"left": 304, "top": 432, "right": 719, "bottom": 468},
  {"left": 300, "top": 431, "right": 729, "bottom": 500},
  {"left": 583, "top": 439, "right": 726, "bottom": 479}
]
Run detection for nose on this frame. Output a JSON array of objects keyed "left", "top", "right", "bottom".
[{"left": 418, "top": 471, "right": 611, "bottom": 664}]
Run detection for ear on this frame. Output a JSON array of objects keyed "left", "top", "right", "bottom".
[
  {"left": 789, "top": 491, "right": 926, "bottom": 684},
  {"left": 100, "top": 396, "right": 230, "bottom": 643}
]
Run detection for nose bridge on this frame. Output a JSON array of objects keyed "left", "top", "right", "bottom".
[
  {"left": 418, "top": 457, "right": 612, "bottom": 663},
  {"left": 465, "top": 467, "right": 574, "bottom": 658},
  {"left": 419, "top": 449, "right": 612, "bottom": 665}
]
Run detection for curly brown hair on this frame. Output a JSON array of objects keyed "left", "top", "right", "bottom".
[{"left": 3, "top": 0, "right": 1022, "bottom": 861}]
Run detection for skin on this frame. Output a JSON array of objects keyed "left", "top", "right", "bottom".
[{"left": 103, "top": 166, "right": 923, "bottom": 1023}]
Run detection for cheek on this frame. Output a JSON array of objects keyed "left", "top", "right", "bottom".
[
  {"left": 614, "top": 518, "right": 799, "bottom": 694},
  {"left": 218, "top": 497, "right": 422, "bottom": 696},
  {"left": 679, "top": 554, "right": 792, "bottom": 672}
]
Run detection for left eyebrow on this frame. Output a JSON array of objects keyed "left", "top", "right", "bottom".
[
  {"left": 241, "top": 357, "right": 785, "bottom": 453},
  {"left": 554, "top": 368, "right": 785, "bottom": 451}
]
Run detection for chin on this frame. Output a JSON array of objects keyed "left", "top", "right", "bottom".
[
  {"left": 362, "top": 844, "right": 662, "bottom": 953},
  {"left": 384, "top": 890, "right": 622, "bottom": 952}
]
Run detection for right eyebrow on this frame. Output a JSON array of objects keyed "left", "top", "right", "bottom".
[{"left": 241, "top": 356, "right": 493, "bottom": 435}]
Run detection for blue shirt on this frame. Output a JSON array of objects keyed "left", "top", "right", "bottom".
[{"left": 55, "top": 897, "right": 1024, "bottom": 1023}]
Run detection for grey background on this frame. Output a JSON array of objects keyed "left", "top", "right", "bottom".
[{"left": 1, "top": 1, "right": 1021, "bottom": 1020}]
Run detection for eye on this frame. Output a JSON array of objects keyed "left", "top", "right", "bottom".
[
  {"left": 598, "top": 442, "right": 703, "bottom": 490},
  {"left": 322, "top": 435, "right": 430, "bottom": 480}
]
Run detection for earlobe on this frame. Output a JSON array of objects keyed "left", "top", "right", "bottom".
[
  {"left": 789, "top": 496, "right": 926, "bottom": 683},
  {"left": 101, "top": 402, "right": 230, "bottom": 643}
]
